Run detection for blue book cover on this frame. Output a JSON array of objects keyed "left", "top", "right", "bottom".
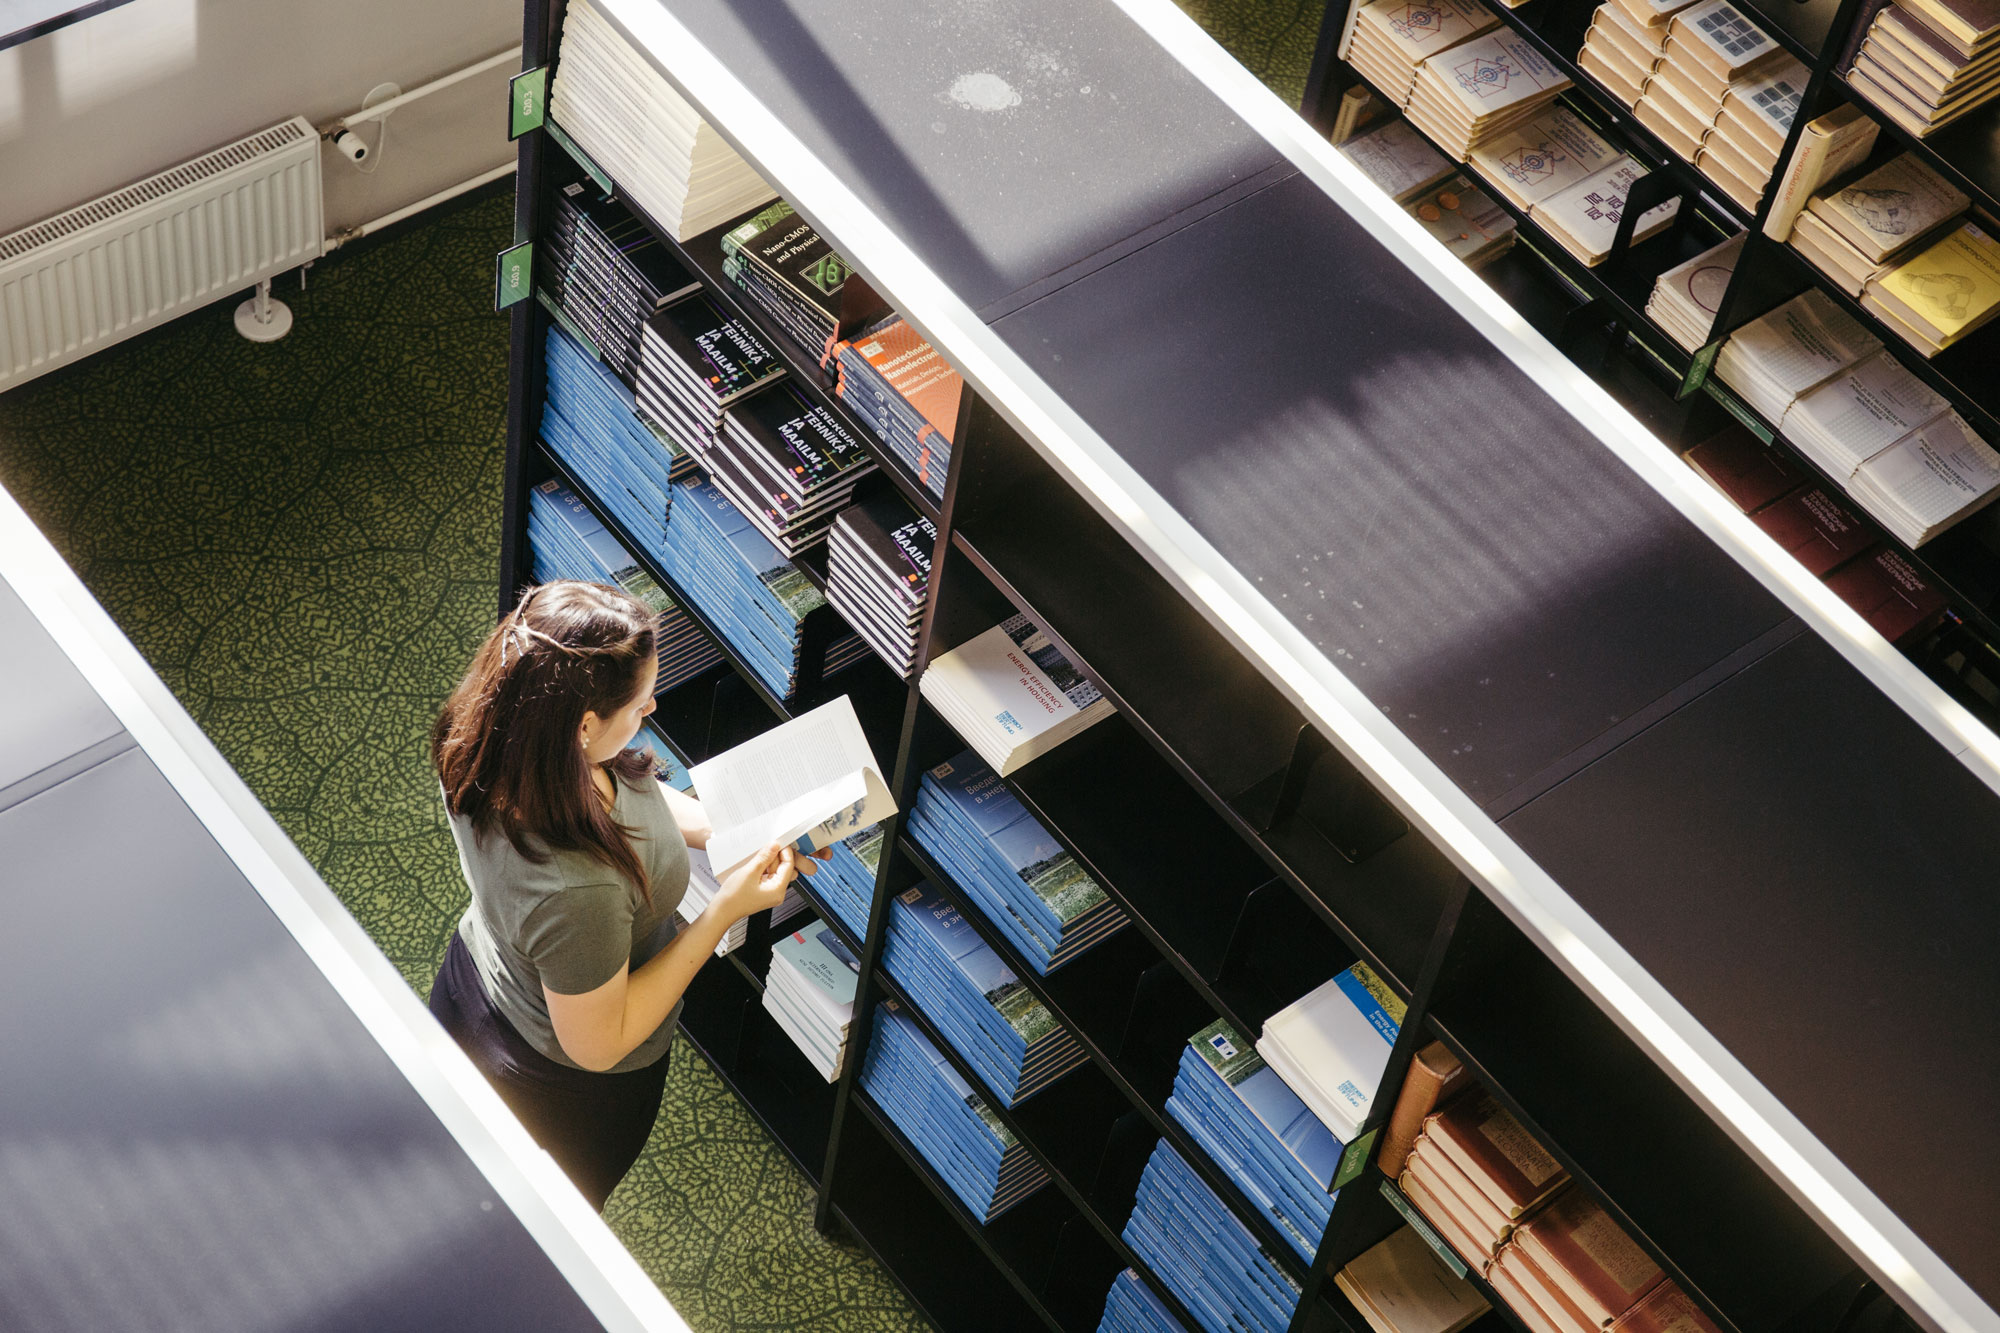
[
  {"left": 921, "top": 752, "right": 1113, "bottom": 931},
  {"left": 1189, "top": 1020, "right": 1342, "bottom": 1190},
  {"left": 888, "top": 883, "right": 1058, "bottom": 1054}
]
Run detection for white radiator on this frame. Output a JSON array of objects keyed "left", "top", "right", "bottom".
[{"left": 0, "top": 117, "right": 325, "bottom": 392}]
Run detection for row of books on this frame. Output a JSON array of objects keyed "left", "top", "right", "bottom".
[
  {"left": 1348, "top": 0, "right": 1571, "bottom": 159},
  {"left": 1579, "top": 0, "right": 1800, "bottom": 211},
  {"left": 858, "top": 1000, "right": 1049, "bottom": 1221},
  {"left": 541, "top": 186, "right": 703, "bottom": 388},
  {"left": 547, "top": 0, "right": 775, "bottom": 241},
  {"left": 1716, "top": 289, "right": 2000, "bottom": 545},
  {"left": 542, "top": 323, "right": 680, "bottom": 556},
  {"left": 1383, "top": 1048, "right": 1724, "bottom": 1333},
  {"left": 878, "top": 879, "right": 1089, "bottom": 1108},
  {"left": 1121, "top": 1139, "right": 1304, "bottom": 1333},
  {"left": 1331, "top": 112, "right": 1518, "bottom": 270},
  {"left": 1785, "top": 152, "right": 1971, "bottom": 303},
  {"left": 828, "top": 495, "right": 934, "bottom": 679},
  {"left": 1644, "top": 231, "right": 1745, "bottom": 350},
  {"left": 808, "top": 826, "right": 883, "bottom": 941},
  {"left": 1687, "top": 423, "right": 1954, "bottom": 641},
  {"left": 764, "top": 918, "right": 860, "bottom": 1082},
  {"left": 908, "top": 749, "right": 1129, "bottom": 976},
  {"left": 1847, "top": 0, "right": 2000, "bottom": 139}
]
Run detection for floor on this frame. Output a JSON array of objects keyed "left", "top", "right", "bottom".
[{"left": 0, "top": 4, "right": 1321, "bottom": 1328}]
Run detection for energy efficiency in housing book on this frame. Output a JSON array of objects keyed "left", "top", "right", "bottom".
[
  {"left": 527, "top": 479, "right": 724, "bottom": 693},
  {"left": 859, "top": 1001, "right": 1049, "bottom": 1222},
  {"left": 1166, "top": 1018, "right": 1344, "bottom": 1262},
  {"left": 907, "top": 749, "right": 1128, "bottom": 975},
  {"left": 920, "top": 614, "right": 1115, "bottom": 775},
  {"left": 880, "top": 880, "right": 1089, "bottom": 1106},
  {"left": 1257, "top": 962, "right": 1407, "bottom": 1142},
  {"left": 1123, "top": 1138, "right": 1303, "bottom": 1333}
]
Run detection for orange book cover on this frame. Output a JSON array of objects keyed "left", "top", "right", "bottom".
[
  {"left": 1488, "top": 1255, "right": 1579, "bottom": 1333},
  {"left": 1409, "top": 1135, "right": 1515, "bottom": 1246},
  {"left": 1429, "top": 1090, "right": 1569, "bottom": 1218},
  {"left": 1513, "top": 1189, "right": 1665, "bottom": 1325},
  {"left": 1495, "top": 1245, "right": 1599, "bottom": 1333},
  {"left": 1380, "top": 1041, "right": 1468, "bottom": 1176},
  {"left": 1399, "top": 1170, "right": 1496, "bottom": 1274}
]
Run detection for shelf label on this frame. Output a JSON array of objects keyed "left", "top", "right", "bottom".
[
  {"left": 1680, "top": 341, "right": 1720, "bottom": 400},
  {"left": 1378, "top": 1179, "right": 1468, "bottom": 1280},
  {"left": 495, "top": 240, "right": 534, "bottom": 311},
  {"left": 1705, "top": 380, "right": 1774, "bottom": 444},
  {"left": 509, "top": 66, "right": 548, "bottom": 140},
  {"left": 1334, "top": 1128, "right": 1377, "bottom": 1191}
]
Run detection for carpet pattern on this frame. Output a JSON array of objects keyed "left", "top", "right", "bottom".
[{"left": 0, "top": 6, "right": 1320, "bottom": 1328}]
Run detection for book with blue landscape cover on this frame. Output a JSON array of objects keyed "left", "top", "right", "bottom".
[{"left": 922, "top": 751, "right": 1116, "bottom": 932}]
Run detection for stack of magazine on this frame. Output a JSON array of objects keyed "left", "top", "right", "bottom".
[
  {"left": 907, "top": 750, "right": 1128, "bottom": 975},
  {"left": 765, "top": 918, "right": 861, "bottom": 1081},
  {"left": 811, "top": 826, "right": 885, "bottom": 940},
  {"left": 547, "top": 0, "right": 776, "bottom": 240},
  {"left": 1258, "top": 963, "right": 1405, "bottom": 1144},
  {"left": 921, "top": 615, "right": 1114, "bottom": 774},
  {"left": 1098, "top": 1269, "right": 1188, "bottom": 1333},
  {"left": 720, "top": 201, "right": 852, "bottom": 353},
  {"left": 835, "top": 316, "right": 962, "bottom": 500},
  {"left": 636, "top": 294, "right": 786, "bottom": 453},
  {"left": 829, "top": 495, "right": 935, "bottom": 678},
  {"left": 659, "top": 473, "right": 828, "bottom": 699},
  {"left": 527, "top": 479, "right": 724, "bottom": 693},
  {"left": 709, "top": 384, "right": 878, "bottom": 555},
  {"left": 880, "top": 880, "right": 1089, "bottom": 1107},
  {"left": 542, "top": 327, "right": 681, "bottom": 556},
  {"left": 1166, "top": 1019, "right": 1343, "bottom": 1263},
  {"left": 542, "top": 186, "right": 702, "bottom": 386},
  {"left": 1124, "top": 1139, "right": 1302, "bottom": 1333},
  {"left": 859, "top": 1001, "right": 1049, "bottom": 1221},
  {"left": 673, "top": 845, "right": 747, "bottom": 956}
]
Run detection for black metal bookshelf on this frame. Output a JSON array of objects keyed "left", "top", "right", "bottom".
[{"left": 493, "top": 0, "right": 2000, "bottom": 1330}]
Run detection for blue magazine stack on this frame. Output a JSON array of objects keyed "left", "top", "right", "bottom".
[
  {"left": 1098, "top": 1269, "right": 1188, "bottom": 1333},
  {"left": 1123, "top": 1141, "right": 1302, "bottom": 1333},
  {"left": 881, "top": 881, "right": 1088, "bottom": 1107},
  {"left": 812, "top": 825, "right": 884, "bottom": 940},
  {"left": 659, "top": 471, "right": 827, "bottom": 700},
  {"left": 907, "top": 750, "right": 1128, "bottom": 975},
  {"left": 528, "top": 479, "right": 724, "bottom": 693},
  {"left": 1165, "top": 1019, "right": 1342, "bottom": 1263},
  {"left": 541, "top": 326, "right": 685, "bottom": 556},
  {"left": 859, "top": 1001, "right": 1049, "bottom": 1222}
]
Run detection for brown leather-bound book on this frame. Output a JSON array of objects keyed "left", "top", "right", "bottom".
[
  {"left": 1494, "top": 1245, "right": 1599, "bottom": 1333},
  {"left": 1824, "top": 548, "right": 1948, "bottom": 643},
  {"left": 1684, "top": 424, "right": 1806, "bottom": 512},
  {"left": 1610, "top": 1282, "right": 1724, "bottom": 1333},
  {"left": 1513, "top": 1189, "right": 1666, "bottom": 1325},
  {"left": 1380, "top": 1042, "right": 1468, "bottom": 1177},
  {"left": 1399, "top": 1169, "right": 1496, "bottom": 1274},
  {"left": 1749, "top": 486, "right": 1876, "bottom": 574},
  {"left": 1406, "top": 1142, "right": 1514, "bottom": 1256},
  {"left": 1428, "top": 1090, "right": 1569, "bottom": 1218}
]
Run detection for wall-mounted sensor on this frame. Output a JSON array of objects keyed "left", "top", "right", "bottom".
[{"left": 332, "top": 130, "right": 368, "bottom": 163}]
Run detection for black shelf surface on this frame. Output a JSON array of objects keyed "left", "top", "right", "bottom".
[
  {"left": 1497, "top": 630, "right": 2000, "bottom": 1315},
  {"left": 1697, "top": 367, "right": 2000, "bottom": 646},
  {"left": 894, "top": 834, "right": 1316, "bottom": 1287},
  {"left": 1831, "top": 74, "right": 2000, "bottom": 225}
]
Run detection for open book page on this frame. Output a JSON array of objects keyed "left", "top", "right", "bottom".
[{"left": 691, "top": 695, "right": 896, "bottom": 876}]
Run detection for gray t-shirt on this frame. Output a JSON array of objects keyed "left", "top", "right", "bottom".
[{"left": 449, "top": 774, "right": 690, "bottom": 1072}]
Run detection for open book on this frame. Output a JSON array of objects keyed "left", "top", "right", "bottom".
[{"left": 689, "top": 695, "right": 896, "bottom": 878}]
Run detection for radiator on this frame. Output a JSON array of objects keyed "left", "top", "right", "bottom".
[{"left": 0, "top": 117, "right": 325, "bottom": 392}]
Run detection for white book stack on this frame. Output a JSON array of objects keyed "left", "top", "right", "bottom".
[
  {"left": 1645, "top": 231, "right": 1746, "bottom": 349},
  {"left": 1408, "top": 30, "right": 1575, "bottom": 159},
  {"left": 764, "top": 920, "right": 861, "bottom": 1081},
  {"left": 1255, "top": 962, "right": 1405, "bottom": 1142},
  {"left": 920, "top": 614, "right": 1113, "bottom": 775},
  {"left": 1850, "top": 412, "right": 2000, "bottom": 545},
  {"left": 1698, "top": 63, "right": 1805, "bottom": 206},
  {"left": 1529, "top": 158, "right": 1681, "bottom": 265},
  {"left": 678, "top": 848, "right": 749, "bottom": 956},
  {"left": 1715, "top": 288, "right": 1882, "bottom": 421},
  {"left": 1579, "top": 1, "right": 1673, "bottom": 106},
  {"left": 1780, "top": 349, "right": 1953, "bottom": 477},
  {"left": 1348, "top": 0, "right": 1501, "bottom": 108},
  {"left": 548, "top": 0, "right": 778, "bottom": 239},
  {"left": 1467, "top": 108, "right": 1621, "bottom": 211},
  {"left": 1337, "top": 118, "right": 1459, "bottom": 202}
]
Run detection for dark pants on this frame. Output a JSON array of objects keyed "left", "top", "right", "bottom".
[{"left": 428, "top": 931, "right": 668, "bottom": 1211}]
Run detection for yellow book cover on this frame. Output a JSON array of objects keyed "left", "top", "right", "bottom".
[{"left": 1875, "top": 222, "right": 2000, "bottom": 339}]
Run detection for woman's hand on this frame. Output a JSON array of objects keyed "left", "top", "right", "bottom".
[{"left": 715, "top": 844, "right": 799, "bottom": 922}]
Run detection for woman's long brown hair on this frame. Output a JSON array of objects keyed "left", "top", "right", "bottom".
[{"left": 433, "top": 581, "right": 660, "bottom": 899}]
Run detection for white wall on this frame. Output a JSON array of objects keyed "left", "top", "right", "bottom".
[{"left": 0, "top": 0, "right": 518, "bottom": 235}]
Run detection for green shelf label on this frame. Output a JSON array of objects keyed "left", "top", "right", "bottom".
[
  {"left": 1333, "top": 1128, "right": 1378, "bottom": 1191},
  {"left": 509, "top": 66, "right": 548, "bottom": 140},
  {"left": 1680, "top": 340, "right": 1721, "bottom": 400},
  {"left": 495, "top": 240, "right": 534, "bottom": 311},
  {"left": 1378, "top": 1179, "right": 1468, "bottom": 1280}
]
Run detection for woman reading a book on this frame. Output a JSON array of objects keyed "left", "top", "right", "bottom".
[{"left": 427, "top": 580, "right": 816, "bottom": 1209}]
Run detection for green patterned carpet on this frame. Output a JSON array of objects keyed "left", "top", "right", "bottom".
[{"left": 0, "top": 5, "right": 1318, "bottom": 1329}]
